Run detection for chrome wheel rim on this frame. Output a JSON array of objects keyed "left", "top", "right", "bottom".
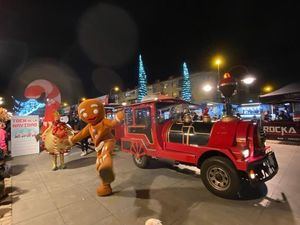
[
  {"left": 134, "top": 156, "right": 143, "bottom": 164},
  {"left": 206, "top": 166, "right": 231, "bottom": 191}
]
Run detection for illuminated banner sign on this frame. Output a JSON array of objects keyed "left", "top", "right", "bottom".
[
  {"left": 262, "top": 121, "right": 300, "bottom": 142},
  {"left": 11, "top": 116, "right": 40, "bottom": 157}
]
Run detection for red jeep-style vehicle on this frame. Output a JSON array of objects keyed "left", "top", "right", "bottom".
[{"left": 120, "top": 96, "right": 278, "bottom": 198}]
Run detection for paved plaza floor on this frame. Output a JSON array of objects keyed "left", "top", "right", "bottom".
[{"left": 2, "top": 142, "right": 300, "bottom": 225}]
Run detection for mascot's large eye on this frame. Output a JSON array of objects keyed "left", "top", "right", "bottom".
[
  {"left": 82, "top": 112, "right": 88, "bottom": 118},
  {"left": 93, "top": 109, "right": 99, "bottom": 115}
]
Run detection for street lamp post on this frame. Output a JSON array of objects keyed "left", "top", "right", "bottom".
[
  {"left": 215, "top": 58, "right": 222, "bottom": 80},
  {"left": 212, "top": 57, "right": 223, "bottom": 103},
  {"left": 109, "top": 86, "right": 120, "bottom": 103}
]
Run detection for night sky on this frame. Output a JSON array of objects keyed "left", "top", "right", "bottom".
[{"left": 0, "top": 0, "right": 299, "bottom": 105}]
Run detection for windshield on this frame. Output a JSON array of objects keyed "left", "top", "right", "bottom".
[{"left": 156, "top": 102, "right": 190, "bottom": 123}]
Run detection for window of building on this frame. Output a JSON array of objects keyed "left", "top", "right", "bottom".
[
  {"left": 178, "top": 78, "right": 183, "bottom": 86},
  {"left": 125, "top": 90, "right": 136, "bottom": 97}
]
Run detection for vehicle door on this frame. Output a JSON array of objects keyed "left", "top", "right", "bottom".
[{"left": 126, "top": 106, "right": 157, "bottom": 149}]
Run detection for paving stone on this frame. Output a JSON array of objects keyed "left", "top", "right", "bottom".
[
  {"left": 48, "top": 184, "right": 91, "bottom": 209},
  {"left": 12, "top": 193, "right": 56, "bottom": 224},
  {"left": 58, "top": 197, "right": 111, "bottom": 225},
  {"left": 93, "top": 215, "right": 122, "bottom": 225},
  {"left": 13, "top": 210, "right": 65, "bottom": 225}
]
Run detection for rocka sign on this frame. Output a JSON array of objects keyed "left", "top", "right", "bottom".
[{"left": 262, "top": 121, "right": 300, "bottom": 142}]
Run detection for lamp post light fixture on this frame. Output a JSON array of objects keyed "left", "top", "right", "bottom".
[
  {"left": 0, "top": 97, "right": 3, "bottom": 106},
  {"left": 229, "top": 65, "right": 256, "bottom": 85},
  {"left": 263, "top": 85, "right": 273, "bottom": 93},
  {"left": 202, "top": 84, "right": 213, "bottom": 92},
  {"left": 109, "top": 86, "right": 120, "bottom": 103},
  {"left": 241, "top": 76, "right": 256, "bottom": 85},
  {"left": 110, "top": 86, "right": 120, "bottom": 95}
]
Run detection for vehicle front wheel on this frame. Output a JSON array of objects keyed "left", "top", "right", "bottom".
[
  {"left": 201, "top": 156, "right": 241, "bottom": 199},
  {"left": 132, "top": 155, "right": 150, "bottom": 168}
]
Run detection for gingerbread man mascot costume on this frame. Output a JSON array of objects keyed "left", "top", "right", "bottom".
[{"left": 70, "top": 98, "right": 124, "bottom": 196}]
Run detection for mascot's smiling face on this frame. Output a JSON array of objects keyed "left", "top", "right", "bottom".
[{"left": 78, "top": 98, "right": 105, "bottom": 125}]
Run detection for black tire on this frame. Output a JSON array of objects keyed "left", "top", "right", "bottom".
[
  {"left": 201, "top": 156, "right": 241, "bottom": 199},
  {"left": 132, "top": 155, "right": 150, "bottom": 168}
]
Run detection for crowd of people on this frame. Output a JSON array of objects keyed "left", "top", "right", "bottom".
[{"left": 262, "top": 109, "right": 293, "bottom": 122}]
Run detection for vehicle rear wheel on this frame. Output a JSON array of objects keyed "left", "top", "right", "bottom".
[
  {"left": 132, "top": 155, "right": 150, "bottom": 168},
  {"left": 201, "top": 156, "right": 241, "bottom": 199}
]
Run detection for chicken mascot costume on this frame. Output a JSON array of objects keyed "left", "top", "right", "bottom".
[
  {"left": 42, "top": 111, "right": 74, "bottom": 170},
  {"left": 70, "top": 98, "right": 124, "bottom": 196}
]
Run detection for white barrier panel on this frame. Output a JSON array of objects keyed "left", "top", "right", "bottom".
[{"left": 11, "top": 116, "right": 40, "bottom": 157}]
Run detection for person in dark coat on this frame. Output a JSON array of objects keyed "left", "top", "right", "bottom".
[{"left": 78, "top": 119, "right": 90, "bottom": 156}]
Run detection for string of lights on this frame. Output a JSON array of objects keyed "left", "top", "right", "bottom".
[
  {"left": 181, "top": 62, "right": 192, "bottom": 102},
  {"left": 137, "top": 54, "right": 148, "bottom": 102}
]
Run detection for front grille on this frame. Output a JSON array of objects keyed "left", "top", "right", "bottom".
[
  {"left": 258, "top": 126, "right": 266, "bottom": 146},
  {"left": 254, "top": 125, "right": 266, "bottom": 156}
]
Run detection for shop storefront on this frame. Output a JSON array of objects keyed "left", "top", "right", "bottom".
[
  {"left": 259, "top": 83, "right": 300, "bottom": 142},
  {"left": 235, "top": 103, "right": 271, "bottom": 120},
  {"left": 262, "top": 121, "right": 300, "bottom": 142}
]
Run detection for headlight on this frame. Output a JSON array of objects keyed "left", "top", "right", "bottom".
[
  {"left": 242, "top": 149, "right": 250, "bottom": 158},
  {"left": 249, "top": 170, "right": 256, "bottom": 179}
]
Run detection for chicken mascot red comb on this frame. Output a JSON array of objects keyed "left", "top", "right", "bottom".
[{"left": 70, "top": 98, "right": 124, "bottom": 196}]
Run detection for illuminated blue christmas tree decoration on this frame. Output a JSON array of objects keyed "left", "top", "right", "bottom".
[
  {"left": 137, "top": 54, "right": 148, "bottom": 102},
  {"left": 14, "top": 99, "right": 45, "bottom": 116},
  {"left": 181, "top": 62, "right": 192, "bottom": 102}
]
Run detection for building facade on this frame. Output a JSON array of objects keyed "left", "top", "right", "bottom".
[
  {"left": 117, "top": 71, "right": 221, "bottom": 104},
  {"left": 116, "top": 70, "right": 260, "bottom": 106}
]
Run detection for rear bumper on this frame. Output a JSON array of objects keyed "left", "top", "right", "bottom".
[{"left": 247, "top": 152, "right": 278, "bottom": 183}]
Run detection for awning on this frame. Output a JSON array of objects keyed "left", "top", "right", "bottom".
[{"left": 259, "top": 83, "right": 300, "bottom": 104}]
